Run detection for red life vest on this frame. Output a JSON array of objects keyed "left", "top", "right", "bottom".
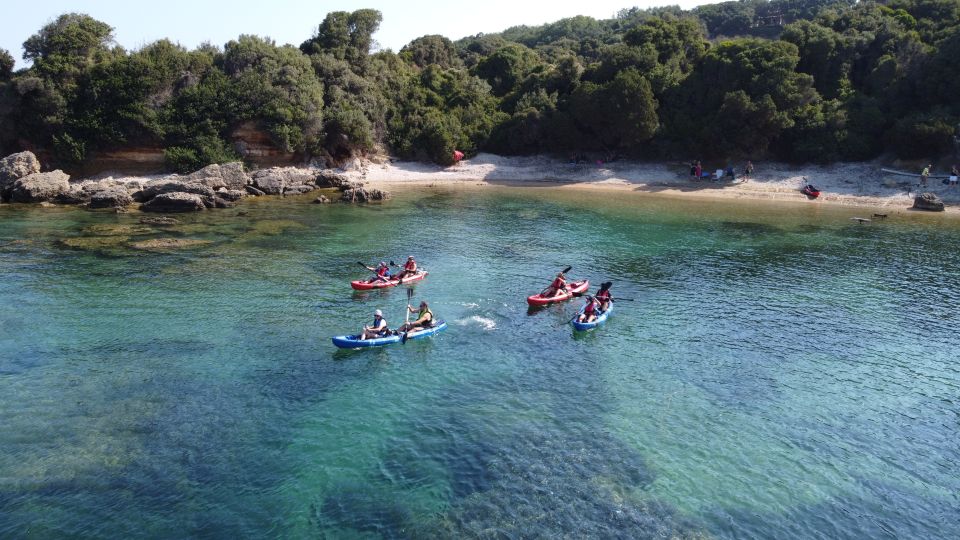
[
  {"left": 596, "top": 290, "right": 611, "bottom": 302},
  {"left": 584, "top": 301, "right": 597, "bottom": 315},
  {"left": 404, "top": 260, "right": 416, "bottom": 271},
  {"left": 377, "top": 266, "right": 389, "bottom": 277},
  {"left": 551, "top": 277, "right": 565, "bottom": 289}
]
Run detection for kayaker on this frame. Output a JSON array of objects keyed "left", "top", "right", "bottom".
[
  {"left": 359, "top": 309, "right": 389, "bottom": 340},
  {"left": 394, "top": 256, "right": 418, "bottom": 281},
  {"left": 577, "top": 295, "right": 600, "bottom": 323},
  {"left": 396, "top": 301, "right": 433, "bottom": 333},
  {"left": 543, "top": 272, "right": 568, "bottom": 298},
  {"left": 595, "top": 282, "right": 613, "bottom": 311},
  {"left": 364, "top": 261, "right": 391, "bottom": 283}
]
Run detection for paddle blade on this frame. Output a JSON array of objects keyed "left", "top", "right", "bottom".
[{"left": 562, "top": 266, "right": 572, "bottom": 274}]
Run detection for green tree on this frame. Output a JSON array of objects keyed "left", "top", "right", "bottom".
[
  {"left": 400, "top": 35, "right": 461, "bottom": 69},
  {"left": 0, "top": 49, "right": 13, "bottom": 79},
  {"left": 300, "top": 9, "right": 382, "bottom": 71},
  {"left": 23, "top": 13, "right": 115, "bottom": 78},
  {"left": 473, "top": 43, "right": 540, "bottom": 96}
]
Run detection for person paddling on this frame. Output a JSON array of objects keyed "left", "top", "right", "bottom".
[
  {"left": 364, "top": 261, "right": 391, "bottom": 283},
  {"left": 595, "top": 282, "right": 613, "bottom": 312},
  {"left": 543, "top": 271, "right": 568, "bottom": 298},
  {"left": 577, "top": 295, "right": 600, "bottom": 323},
  {"left": 359, "top": 309, "right": 389, "bottom": 340},
  {"left": 396, "top": 301, "right": 433, "bottom": 334},
  {"left": 394, "top": 256, "right": 418, "bottom": 281}
]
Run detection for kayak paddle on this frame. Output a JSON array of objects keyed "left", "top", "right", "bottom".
[
  {"left": 402, "top": 287, "right": 414, "bottom": 344},
  {"left": 538, "top": 266, "right": 574, "bottom": 296}
]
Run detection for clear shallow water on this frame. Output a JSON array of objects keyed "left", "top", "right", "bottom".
[{"left": 1, "top": 189, "right": 958, "bottom": 538}]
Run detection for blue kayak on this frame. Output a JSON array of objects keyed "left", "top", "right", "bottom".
[
  {"left": 571, "top": 304, "right": 613, "bottom": 331},
  {"left": 332, "top": 320, "right": 448, "bottom": 349}
]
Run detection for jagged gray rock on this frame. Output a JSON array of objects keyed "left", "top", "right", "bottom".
[
  {"left": 913, "top": 192, "right": 945, "bottom": 211},
  {"left": 245, "top": 185, "right": 266, "bottom": 197},
  {"left": 134, "top": 180, "right": 216, "bottom": 202},
  {"left": 141, "top": 192, "right": 206, "bottom": 212},
  {"left": 89, "top": 187, "right": 134, "bottom": 209},
  {"left": 0, "top": 152, "right": 41, "bottom": 197},
  {"left": 317, "top": 170, "right": 351, "bottom": 189},
  {"left": 184, "top": 162, "right": 250, "bottom": 190},
  {"left": 340, "top": 187, "right": 389, "bottom": 203},
  {"left": 251, "top": 167, "right": 319, "bottom": 195},
  {"left": 312, "top": 195, "right": 331, "bottom": 204},
  {"left": 9, "top": 170, "right": 70, "bottom": 203},
  {"left": 216, "top": 188, "right": 246, "bottom": 202}
]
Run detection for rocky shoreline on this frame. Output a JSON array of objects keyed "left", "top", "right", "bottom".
[{"left": 0, "top": 151, "right": 389, "bottom": 212}]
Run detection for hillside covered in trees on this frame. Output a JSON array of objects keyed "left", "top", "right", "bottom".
[{"left": 1, "top": 1, "right": 959, "bottom": 173}]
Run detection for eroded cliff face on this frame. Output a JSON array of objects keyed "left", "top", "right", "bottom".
[
  {"left": 230, "top": 122, "right": 300, "bottom": 167},
  {"left": 40, "top": 123, "right": 303, "bottom": 176}
]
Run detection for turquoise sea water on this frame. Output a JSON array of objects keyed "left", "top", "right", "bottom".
[{"left": 1, "top": 188, "right": 958, "bottom": 538}]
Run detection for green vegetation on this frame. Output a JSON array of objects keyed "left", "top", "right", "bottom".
[{"left": 2, "top": 3, "right": 959, "bottom": 170}]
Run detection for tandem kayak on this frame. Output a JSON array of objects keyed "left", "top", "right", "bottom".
[
  {"left": 331, "top": 320, "right": 447, "bottom": 349},
  {"left": 350, "top": 271, "right": 428, "bottom": 290},
  {"left": 527, "top": 280, "right": 589, "bottom": 306},
  {"left": 571, "top": 303, "right": 613, "bottom": 331}
]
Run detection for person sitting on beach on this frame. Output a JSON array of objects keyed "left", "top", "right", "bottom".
[
  {"left": 595, "top": 282, "right": 613, "bottom": 312},
  {"left": 577, "top": 295, "right": 600, "bottom": 323},
  {"left": 725, "top": 166, "right": 736, "bottom": 181},
  {"left": 365, "top": 261, "right": 392, "bottom": 283},
  {"left": 543, "top": 272, "right": 568, "bottom": 298},
  {"left": 359, "top": 309, "right": 389, "bottom": 340},
  {"left": 396, "top": 301, "right": 434, "bottom": 333},
  {"left": 394, "top": 256, "right": 418, "bottom": 281}
]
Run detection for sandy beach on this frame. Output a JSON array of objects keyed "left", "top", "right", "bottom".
[{"left": 348, "top": 153, "right": 960, "bottom": 215}]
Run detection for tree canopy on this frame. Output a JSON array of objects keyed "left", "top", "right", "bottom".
[{"left": 3, "top": 2, "right": 960, "bottom": 171}]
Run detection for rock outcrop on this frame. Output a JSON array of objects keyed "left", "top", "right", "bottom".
[
  {"left": 9, "top": 171, "right": 71, "bottom": 203},
  {"left": 0, "top": 152, "right": 42, "bottom": 198},
  {"left": 89, "top": 187, "right": 134, "bottom": 209},
  {"left": 251, "top": 167, "right": 320, "bottom": 195},
  {"left": 134, "top": 180, "right": 217, "bottom": 202},
  {"left": 141, "top": 192, "right": 207, "bottom": 212},
  {"left": 913, "top": 192, "right": 945, "bottom": 211},
  {"left": 340, "top": 187, "right": 389, "bottom": 203},
  {"left": 183, "top": 162, "right": 250, "bottom": 190}
]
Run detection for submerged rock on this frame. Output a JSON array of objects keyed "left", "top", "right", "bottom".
[
  {"left": 313, "top": 195, "right": 330, "bottom": 204},
  {"left": 139, "top": 216, "right": 180, "bottom": 226},
  {"left": 0, "top": 151, "right": 42, "bottom": 197},
  {"left": 913, "top": 192, "right": 945, "bottom": 211},
  {"left": 129, "top": 238, "right": 212, "bottom": 250},
  {"left": 9, "top": 170, "right": 71, "bottom": 203},
  {"left": 141, "top": 192, "right": 206, "bottom": 212}
]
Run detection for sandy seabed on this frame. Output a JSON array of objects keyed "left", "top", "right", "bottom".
[{"left": 346, "top": 153, "right": 960, "bottom": 216}]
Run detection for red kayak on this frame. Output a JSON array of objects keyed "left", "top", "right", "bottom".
[
  {"left": 801, "top": 185, "right": 820, "bottom": 198},
  {"left": 527, "top": 280, "right": 589, "bottom": 306},
  {"left": 351, "top": 271, "right": 428, "bottom": 290}
]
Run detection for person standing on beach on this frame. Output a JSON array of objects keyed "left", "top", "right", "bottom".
[
  {"left": 694, "top": 161, "right": 702, "bottom": 181},
  {"left": 950, "top": 164, "right": 959, "bottom": 189},
  {"left": 921, "top": 164, "right": 931, "bottom": 188},
  {"left": 744, "top": 161, "right": 754, "bottom": 181}
]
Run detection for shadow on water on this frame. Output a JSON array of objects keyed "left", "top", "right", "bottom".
[{"left": 312, "top": 360, "right": 709, "bottom": 538}]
